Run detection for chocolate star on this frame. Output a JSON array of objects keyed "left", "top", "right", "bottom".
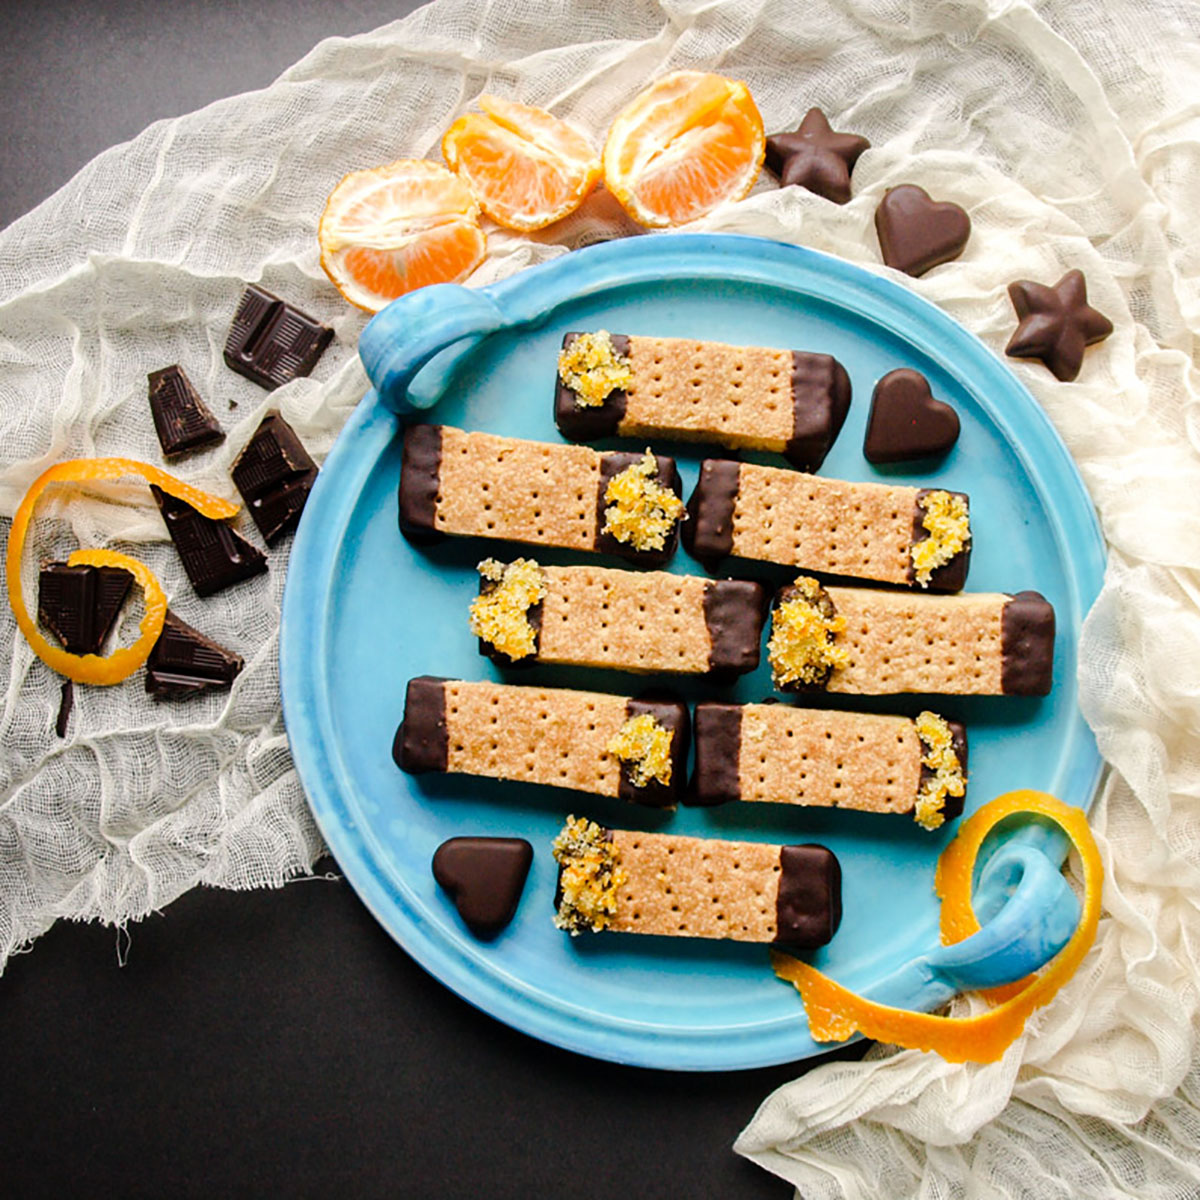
[
  {"left": 1005, "top": 270, "right": 1112, "bottom": 382},
  {"left": 765, "top": 108, "right": 870, "bottom": 205}
]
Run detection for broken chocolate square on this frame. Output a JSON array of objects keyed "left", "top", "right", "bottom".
[
  {"left": 148, "top": 365, "right": 225, "bottom": 458},
  {"left": 223, "top": 285, "right": 333, "bottom": 390},
  {"left": 38, "top": 562, "right": 133, "bottom": 654},
  {"left": 230, "top": 411, "right": 318, "bottom": 544},
  {"left": 150, "top": 485, "right": 267, "bottom": 597},
  {"left": 145, "top": 611, "right": 244, "bottom": 700}
]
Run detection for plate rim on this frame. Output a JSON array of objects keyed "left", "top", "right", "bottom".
[{"left": 280, "top": 233, "right": 1106, "bottom": 1071}]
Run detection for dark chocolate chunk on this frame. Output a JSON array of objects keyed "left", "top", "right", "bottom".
[
  {"left": 150, "top": 485, "right": 267, "bottom": 597},
  {"left": 394, "top": 676, "right": 451, "bottom": 773},
  {"left": 147, "top": 365, "right": 225, "bottom": 458},
  {"left": 864, "top": 368, "right": 960, "bottom": 464},
  {"left": 774, "top": 844, "right": 842, "bottom": 948},
  {"left": 909, "top": 488, "right": 972, "bottom": 592},
  {"left": 1005, "top": 270, "right": 1112, "bottom": 383},
  {"left": 476, "top": 573, "right": 543, "bottom": 668},
  {"left": 703, "top": 579, "right": 765, "bottom": 674},
  {"left": 145, "top": 611, "right": 244, "bottom": 700},
  {"left": 765, "top": 108, "right": 870, "bottom": 205},
  {"left": 617, "top": 693, "right": 690, "bottom": 809},
  {"left": 1000, "top": 591, "right": 1055, "bottom": 696},
  {"left": 553, "top": 332, "right": 629, "bottom": 441},
  {"left": 398, "top": 423, "right": 444, "bottom": 540},
  {"left": 918, "top": 720, "right": 968, "bottom": 823},
  {"left": 223, "top": 284, "right": 333, "bottom": 390},
  {"left": 55, "top": 680, "right": 74, "bottom": 739},
  {"left": 687, "top": 702, "right": 742, "bottom": 807},
  {"left": 594, "top": 451, "right": 683, "bottom": 567},
  {"left": 875, "top": 185, "right": 970, "bottom": 277},
  {"left": 432, "top": 836, "right": 533, "bottom": 940},
  {"left": 785, "top": 352, "right": 851, "bottom": 471},
  {"left": 230, "top": 411, "right": 318, "bottom": 544},
  {"left": 38, "top": 562, "right": 133, "bottom": 654},
  {"left": 682, "top": 458, "right": 740, "bottom": 567}
]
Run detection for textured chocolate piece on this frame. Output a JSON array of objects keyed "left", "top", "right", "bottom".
[
  {"left": 148, "top": 365, "right": 225, "bottom": 458},
  {"left": 553, "top": 332, "right": 629, "bottom": 441},
  {"left": 771, "top": 578, "right": 842, "bottom": 692},
  {"left": 145, "top": 611, "right": 244, "bottom": 700},
  {"left": 617, "top": 694, "right": 691, "bottom": 809},
  {"left": 394, "top": 675, "right": 450, "bottom": 773},
  {"left": 909, "top": 488, "right": 972, "bottom": 592},
  {"left": 432, "top": 836, "right": 533, "bottom": 939},
  {"left": 765, "top": 108, "right": 870, "bottom": 204},
  {"left": 223, "top": 284, "right": 333, "bottom": 390},
  {"left": 151, "top": 485, "right": 267, "bottom": 597},
  {"left": 230, "top": 411, "right": 318, "bottom": 544},
  {"left": 688, "top": 702, "right": 742, "bottom": 807},
  {"left": 682, "top": 458, "right": 740, "bottom": 566},
  {"left": 55, "top": 680, "right": 74, "bottom": 739},
  {"left": 775, "top": 844, "right": 843, "bottom": 947},
  {"left": 785, "top": 352, "right": 852, "bottom": 470},
  {"left": 875, "top": 185, "right": 971, "bottom": 277},
  {"left": 922, "top": 720, "right": 968, "bottom": 823},
  {"left": 703, "top": 580, "right": 765, "bottom": 673},
  {"left": 38, "top": 562, "right": 133, "bottom": 654},
  {"left": 864, "top": 369, "right": 960, "bottom": 464},
  {"left": 398, "top": 423, "right": 444, "bottom": 538},
  {"left": 594, "top": 451, "right": 683, "bottom": 567},
  {"left": 1005, "top": 270, "right": 1113, "bottom": 382},
  {"left": 1000, "top": 591, "right": 1055, "bottom": 696}
]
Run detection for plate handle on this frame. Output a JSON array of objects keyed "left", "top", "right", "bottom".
[
  {"left": 843, "top": 842, "right": 1081, "bottom": 1015},
  {"left": 358, "top": 284, "right": 506, "bottom": 415}
]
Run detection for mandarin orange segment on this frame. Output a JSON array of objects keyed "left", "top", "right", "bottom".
[
  {"left": 442, "top": 95, "right": 602, "bottom": 232},
  {"left": 603, "top": 71, "right": 765, "bottom": 228},
  {"left": 6, "top": 458, "right": 238, "bottom": 685},
  {"left": 772, "top": 791, "right": 1103, "bottom": 1064},
  {"left": 318, "top": 159, "right": 486, "bottom": 313}
]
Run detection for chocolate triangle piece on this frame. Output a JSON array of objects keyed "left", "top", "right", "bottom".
[
  {"left": 38, "top": 562, "right": 134, "bottom": 654},
  {"left": 150, "top": 485, "right": 267, "bottom": 597},
  {"left": 145, "top": 610, "right": 244, "bottom": 700},
  {"left": 223, "top": 284, "right": 333, "bottom": 391},
  {"left": 432, "top": 837, "right": 534, "bottom": 940},
  {"left": 148, "top": 365, "right": 225, "bottom": 458},
  {"left": 230, "top": 411, "right": 319, "bottom": 544}
]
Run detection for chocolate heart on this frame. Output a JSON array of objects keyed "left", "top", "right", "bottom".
[
  {"left": 874, "top": 185, "right": 970, "bottom": 277},
  {"left": 863, "top": 369, "right": 960, "bottom": 463},
  {"left": 432, "top": 836, "right": 533, "bottom": 940}
]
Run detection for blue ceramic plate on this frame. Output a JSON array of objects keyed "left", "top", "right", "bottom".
[{"left": 280, "top": 234, "right": 1105, "bottom": 1071}]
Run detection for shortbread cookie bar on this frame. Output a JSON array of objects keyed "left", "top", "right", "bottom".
[
  {"left": 399, "top": 424, "right": 685, "bottom": 567},
  {"left": 469, "top": 557, "right": 765, "bottom": 676},
  {"left": 692, "top": 702, "right": 967, "bottom": 830},
  {"left": 766, "top": 576, "right": 1054, "bottom": 696},
  {"left": 685, "top": 458, "right": 971, "bottom": 592},
  {"left": 394, "top": 677, "right": 690, "bottom": 808},
  {"left": 552, "top": 815, "right": 842, "bottom": 948},
  {"left": 554, "top": 331, "right": 850, "bottom": 472}
]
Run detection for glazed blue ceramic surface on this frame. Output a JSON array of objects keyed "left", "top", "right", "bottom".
[{"left": 280, "top": 234, "right": 1105, "bottom": 1070}]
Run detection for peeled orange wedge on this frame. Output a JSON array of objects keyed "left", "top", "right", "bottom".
[
  {"left": 603, "top": 71, "right": 765, "bottom": 228},
  {"left": 319, "top": 159, "right": 486, "bottom": 312},
  {"left": 442, "top": 95, "right": 602, "bottom": 232}
]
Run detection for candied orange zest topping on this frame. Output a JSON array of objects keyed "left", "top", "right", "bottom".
[
  {"left": 6, "top": 457, "right": 238, "bottom": 685},
  {"left": 771, "top": 790, "right": 1102, "bottom": 1063}
]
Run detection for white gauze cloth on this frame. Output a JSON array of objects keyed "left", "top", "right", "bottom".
[{"left": 2, "top": 1, "right": 1199, "bottom": 1195}]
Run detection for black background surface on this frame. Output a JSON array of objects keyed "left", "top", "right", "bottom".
[{"left": 0, "top": 3, "right": 869, "bottom": 1196}]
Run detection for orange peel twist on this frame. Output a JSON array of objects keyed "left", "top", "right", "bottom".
[
  {"left": 5, "top": 457, "right": 238, "bottom": 685},
  {"left": 772, "top": 790, "right": 1102, "bottom": 1063}
]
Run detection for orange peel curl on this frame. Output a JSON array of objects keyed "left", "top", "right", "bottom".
[
  {"left": 6, "top": 457, "right": 238, "bottom": 685},
  {"left": 771, "top": 790, "right": 1102, "bottom": 1063}
]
